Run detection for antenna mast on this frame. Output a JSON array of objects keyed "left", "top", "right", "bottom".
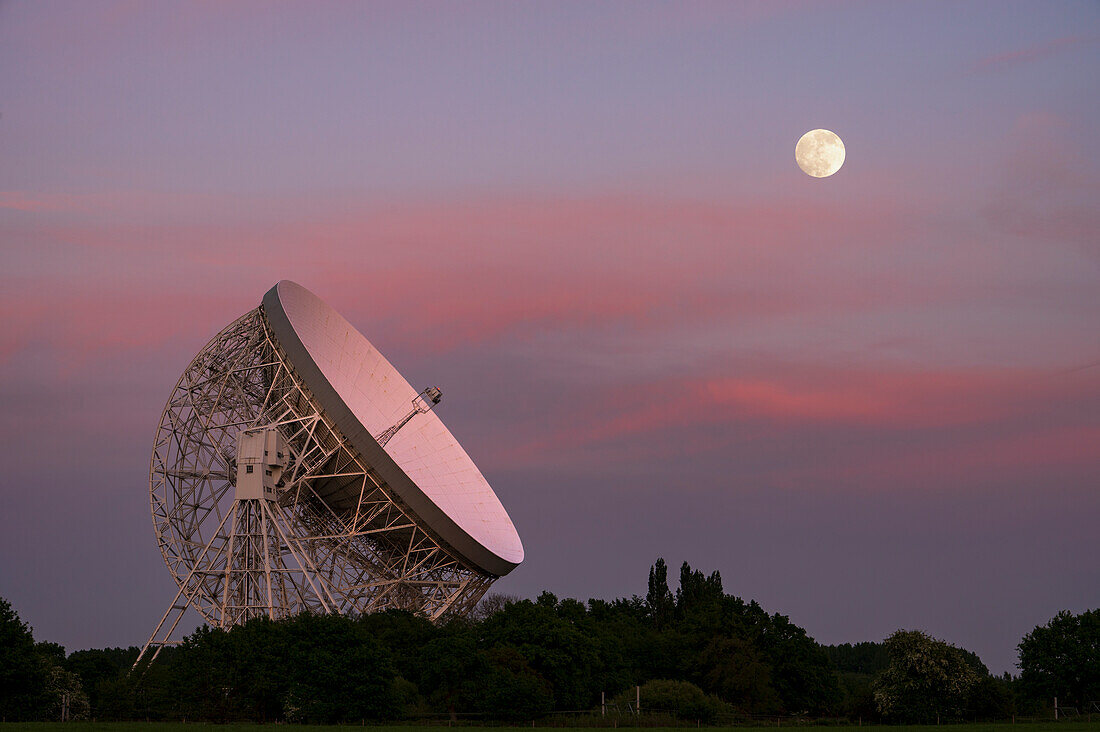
[{"left": 374, "top": 386, "right": 443, "bottom": 447}]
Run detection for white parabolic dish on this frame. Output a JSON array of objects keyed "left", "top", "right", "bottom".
[{"left": 263, "top": 280, "right": 523, "bottom": 577}]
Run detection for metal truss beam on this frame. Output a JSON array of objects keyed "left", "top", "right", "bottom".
[{"left": 138, "top": 308, "right": 495, "bottom": 666}]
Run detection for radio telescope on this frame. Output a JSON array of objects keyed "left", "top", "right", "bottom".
[{"left": 135, "top": 281, "right": 523, "bottom": 665}]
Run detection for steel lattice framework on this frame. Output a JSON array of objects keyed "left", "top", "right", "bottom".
[{"left": 136, "top": 307, "right": 493, "bottom": 666}]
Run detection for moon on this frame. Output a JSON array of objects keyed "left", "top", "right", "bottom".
[{"left": 795, "top": 129, "right": 845, "bottom": 178}]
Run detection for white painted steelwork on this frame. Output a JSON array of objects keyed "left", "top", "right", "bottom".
[
  {"left": 263, "top": 280, "right": 523, "bottom": 575},
  {"left": 136, "top": 282, "right": 522, "bottom": 667}
]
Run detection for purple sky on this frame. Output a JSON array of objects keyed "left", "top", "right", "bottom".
[{"left": 1, "top": 2, "right": 1098, "bottom": 675}]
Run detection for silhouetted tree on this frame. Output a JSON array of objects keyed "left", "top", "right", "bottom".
[
  {"left": 280, "top": 613, "right": 398, "bottom": 723},
  {"left": 480, "top": 593, "right": 600, "bottom": 710},
  {"left": 676, "top": 561, "right": 724, "bottom": 613},
  {"left": 476, "top": 646, "right": 553, "bottom": 721},
  {"left": 873, "top": 629, "right": 979, "bottom": 723},
  {"left": 0, "top": 598, "right": 50, "bottom": 720},
  {"left": 646, "top": 558, "right": 675, "bottom": 628},
  {"left": 472, "top": 593, "right": 521, "bottom": 621},
  {"left": 34, "top": 561, "right": 882, "bottom": 723},
  {"left": 418, "top": 624, "right": 481, "bottom": 720},
  {"left": 757, "top": 612, "right": 840, "bottom": 714},
  {"left": 65, "top": 646, "right": 138, "bottom": 718},
  {"left": 1018, "top": 608, "right": 1100, "bottom": 710},
  {"left": 698, "top": 635, "right": 781, "bottom": 713},
  {"left": 968, "top": 674, "right": 1016, "bottom": 721},
  {"left": 824, "top": 641, "right": 890, "bottom": 675}
]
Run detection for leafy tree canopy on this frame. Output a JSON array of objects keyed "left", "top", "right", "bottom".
[
  {"left": 1018, "top": 608, "right": 1100, "bottom": 709},
  {"left": 0, "top": 598, "right": 49, "bottom": 720},
  {"left": 872, "top": 629, "right": 980, "bottom": 723},
  {"left": 0, "top": 562, "right": 1013, "bottom": 723}
]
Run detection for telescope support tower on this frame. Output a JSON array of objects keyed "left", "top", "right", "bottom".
[{"left": 136, "top": 308, "right": 495, "bottom": 669}]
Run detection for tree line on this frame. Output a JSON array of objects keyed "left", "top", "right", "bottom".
[{"left": 1, "top": 559, "right": 1096, "bottom": 724}]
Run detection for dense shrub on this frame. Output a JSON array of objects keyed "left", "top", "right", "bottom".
[{"left": 615, "top": 679, "right": 725, "bottom": 723}]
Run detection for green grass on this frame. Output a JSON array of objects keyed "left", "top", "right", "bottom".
[{"left": 2, "top": 723, "right": 1099, "bottom": 732}]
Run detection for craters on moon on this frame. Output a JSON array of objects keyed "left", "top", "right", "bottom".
[{"left": 796, "top": 129, "right": 845, "bottom": 178}]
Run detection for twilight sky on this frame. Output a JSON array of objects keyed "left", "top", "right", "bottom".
[{"left": 1, "top": 1, "right": 1098, "bottom": 675}]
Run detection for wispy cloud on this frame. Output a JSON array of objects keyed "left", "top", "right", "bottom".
[
  {"left": 0, "top": 187, "right": 917, "bottom": 361},
  {"left": 3, "top": 179, "right": 1093, "bottom": 376},
  {"left": 0, "top": 191, "right": 52, "bottom": 211},
  {"left": 967, "top": 34, "right": 1099, "bottom": 75},
  {"left": 983, "top": 112, "right": 1100, "bottom": 258},
  {"left": 485, "top": 362, "right": 1100, "bottom": 471}
]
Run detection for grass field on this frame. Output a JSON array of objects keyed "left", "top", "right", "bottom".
[{"left": 2, "top": 723, "right": 1098, "bottom": 732}]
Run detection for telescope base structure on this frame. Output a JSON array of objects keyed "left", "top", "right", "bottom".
[{"left": 136, "top": 308, "right": 495, "bottom": 668}]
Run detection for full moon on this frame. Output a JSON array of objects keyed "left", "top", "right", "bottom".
[{"left": 795, "top": 129, "right": 845, "bottom": 178}]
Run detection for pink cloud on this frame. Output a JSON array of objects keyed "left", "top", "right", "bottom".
[
  {"left": 488, "top": 364, "right": 1099, "bottom": 470},
  {"left": 702, "top": 370, "right": 1053, "bottom": 428},
  {"left": 0, "top": 279, "right": 246, "bottom": 371},
  {"left": 967, "top": 34, "right": 1099, "bottom": 75},
  {"left": 1, "top": 187, "right": 922, "bottom": 361},
  {"left": 983, "top": 112, "right": 1100, "bottom": 256},
  {"left": 0, "top": 191, "right": 52, "bottom": 212},
  {"left": 833, "top": 423, "right": 1100, "bottom": 483},
  {"left": 2, "top": 182, "right": 1096, "bottom": 509},
  {"left": 7, "top": 188, "right": 909, "bottom": 260},
  {"left": 2, "top": 183, "right": 1090, "bottom": 393}
]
